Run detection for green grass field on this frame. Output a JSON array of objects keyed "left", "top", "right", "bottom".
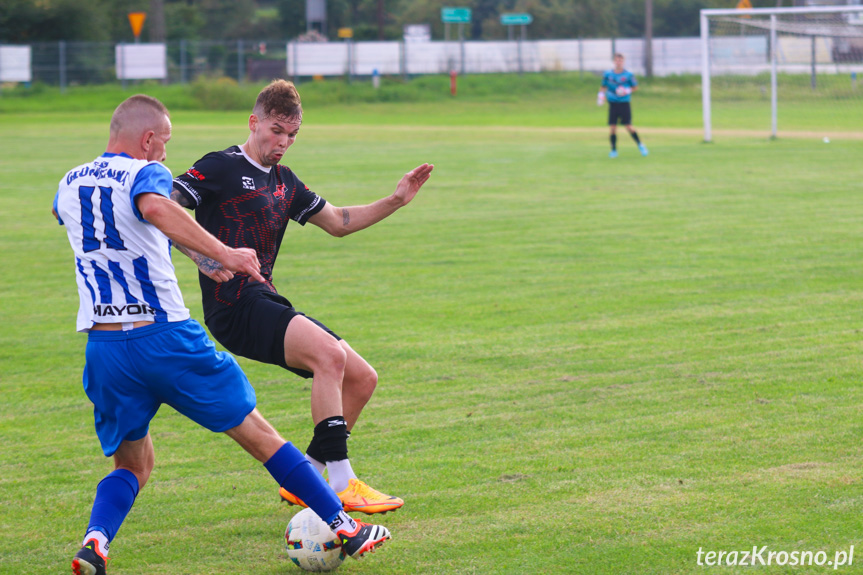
[{"left": 1, "top": 75, "right": 862, "bottom": 574}]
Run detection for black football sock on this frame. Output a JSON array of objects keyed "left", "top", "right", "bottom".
[{"left": 311, "top": 416, "right": 349, "bottom": 462}]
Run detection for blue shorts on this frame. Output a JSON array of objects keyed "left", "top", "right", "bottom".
[{"left": 83, "top": 319, "right": 256, "bottom": 456}]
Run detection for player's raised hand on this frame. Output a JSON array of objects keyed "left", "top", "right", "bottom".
[
  {"left": 223, "top": 247, "right": 266, "bottom": 284},
  {"left": 392, "top": 163, "right": 434, "bottom": 206}
]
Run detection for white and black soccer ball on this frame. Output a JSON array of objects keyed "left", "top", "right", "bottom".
[{"left": 285, "top": 508, "right": 346, "bottom": 572}]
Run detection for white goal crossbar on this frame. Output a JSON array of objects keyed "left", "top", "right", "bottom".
[{"left": 700, "top": 5, "right": 863, "bottom": 142}]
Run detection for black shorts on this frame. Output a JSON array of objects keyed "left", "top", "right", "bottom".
[
  {"left": 608, "top": 102, "right": 632, "bottom": 126},
  {"left": 205, "top": 287, "right": 340, "bottom": 379}
]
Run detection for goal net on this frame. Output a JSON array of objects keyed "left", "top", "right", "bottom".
[{"left": 700, "top": 5, "right": 863, "bottom": 141}]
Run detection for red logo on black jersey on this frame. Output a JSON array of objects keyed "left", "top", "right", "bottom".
[
  {"left": 185, "top": 167, "right": 205, "bottom": 181},
  {"left": 274, "top": 184, "right": 286, "bottom": 199}
]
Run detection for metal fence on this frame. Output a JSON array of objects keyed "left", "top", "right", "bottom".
[
  {"left": 2, "top": 37, "right": 707, "bottom": 89},
  {"left": 18, "top": 40, "right": 287, "bottom": 88}
]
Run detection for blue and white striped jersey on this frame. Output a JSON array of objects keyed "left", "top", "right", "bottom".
[{"left": 54, "top": 153, "right": 190, "bottom": 332}]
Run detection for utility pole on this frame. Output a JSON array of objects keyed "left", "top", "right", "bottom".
[
  {"left": 645, "top": 0, "right": 653, "bottom": 77},
  {"left": 149, "top": 0, "right": 166, "bottom": 42},
  {"left": 378, "top": 0, "right": 384, "bottom": 40}
]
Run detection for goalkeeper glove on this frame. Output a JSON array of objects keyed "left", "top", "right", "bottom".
[
  {"left": 615, "top": 86, "right": 632, "bottom": 97},
  {"left": 596, "top": 90, "right": 606, "bottom": 106}
]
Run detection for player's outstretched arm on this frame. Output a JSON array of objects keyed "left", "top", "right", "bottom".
[
  {"left": 309, "top": 163, "right": 434, "bottom": 238},
  {"left": 137, "top": 192, "right": 265, "bottom": 283}
]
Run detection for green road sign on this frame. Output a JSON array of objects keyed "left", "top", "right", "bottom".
[
  {"left": 441, "top": 7, "right": 472, "bottom": 23},
  {"left": 500, "top": 13, "right": 533, "bottom": 25}
]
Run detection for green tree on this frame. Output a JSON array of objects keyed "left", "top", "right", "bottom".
[
  {"left": 394, "top": 0, "right": 620, "bottom": 41},
  {"left": 199, "top": 0, "right": 257, "bottom": 40},
  {"left": 96, "top": 0, "right": 150, "bottom": 42},
  {"left": 275, "top": 0, "right": 307, "bottom": 39},
  {"left": 0, "top": 0, "right": 113, "bottom": 42},
  {"left": 495, "top": 0, "right": 617, "bottom": 39},
  {"left": 165, "top": 2, "right": 207, "bottom": 40},
  {"left": 469, "top": 0, "right": 502, "bottom": 39},
  {"left": 0, "top": 0, "right": 46, "bottom": 42},
  {"left": 0, "top": 0, "right": 796, "bottom": 44},
  {"left": 394, "top": 0, "right": 451, "bottom": 41},
  {"left": 653, "top": 0, "right": 704, "bottom": 37}
]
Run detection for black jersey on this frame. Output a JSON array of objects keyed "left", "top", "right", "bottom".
[{"left": 173, "top": 145, "right": 326, "bottom": 318}]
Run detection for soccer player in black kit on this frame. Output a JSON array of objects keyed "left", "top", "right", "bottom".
[{"left": 172, "top": 79, "right": 433, "bottom": 514}]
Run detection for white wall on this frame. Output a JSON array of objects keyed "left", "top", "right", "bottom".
[{"left": 287, "top": 38, "right": 706, "bottom": 78}]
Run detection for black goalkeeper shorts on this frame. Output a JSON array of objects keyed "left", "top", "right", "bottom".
[
  {"left": 205, "top": 288, "right": 340, "bottom": 379},
  {"left": 608, "top": 101, "right": 633, "bottom": 126}
]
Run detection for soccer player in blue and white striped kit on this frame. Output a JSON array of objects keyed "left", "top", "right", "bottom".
[
  {"left": 54, "top": 95, "right": 390, "bottom": 575},
  {"left": 599, "top": 53, "right": 648, "bottom": 158}
]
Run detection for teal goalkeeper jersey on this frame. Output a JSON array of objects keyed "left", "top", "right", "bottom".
[{"left": 602, "top": 69, "right": 637, "bottom": 103}]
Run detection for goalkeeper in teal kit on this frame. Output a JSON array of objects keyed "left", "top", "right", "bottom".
[{"left": 598, "top": 53, "right": 648, "bottom": 158}]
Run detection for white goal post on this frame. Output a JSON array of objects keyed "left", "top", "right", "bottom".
[{"left": 700, "top": 5, "right": 863, "bottom": 142}]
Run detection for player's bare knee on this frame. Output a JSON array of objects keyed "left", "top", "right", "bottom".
[
  {"left": 311, "top": 339, "right": 348, "bottom": 380},
  {"left": 357, "top": 365, "right": 378, "bottom": 399},
  {"left": 343, "top": 366, "right": 377, "bottom": 404},
  {"left": 116, "top": 462, "right": 153, "bottom": 489},
  {"left": 137, "top": 468, "right": 153, "bottom": 489}
]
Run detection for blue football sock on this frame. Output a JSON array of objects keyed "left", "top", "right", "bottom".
[
  {"left": 87, "top": 468, "right": 139, "bottom": 542},
  {"left": 264, "top": 442, "right": 342, "bottom": 524}
]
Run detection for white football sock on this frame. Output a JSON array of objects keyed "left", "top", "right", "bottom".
[
  {"left": 305, "top": 453, "right": 326, "bottom": 475},
  {"left": 329, "top": 510, "right": 358, "bottom": 535},
  {"left": 326, "top": 459, "right": 357, "bottom": 493},
  {"left": 82, "top": 530, "right": 110, "bottom": 559}
]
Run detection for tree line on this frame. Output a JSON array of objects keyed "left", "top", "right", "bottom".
[{"left": 1, "top": 0, "right": 792, "bottom": 44}]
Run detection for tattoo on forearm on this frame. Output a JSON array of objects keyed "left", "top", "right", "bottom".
[
  {"left": 173, "top": 242, "right": 193, "bottom": 258},
  {"left": 175, "top": 242, "right": 224, "bottom": 275},
  {"left": 170, "top": 188, "right": 192, "bottom": 208},
  {"left": 195, "top": 255, "right": 225, "bottom": 275},
  {"left": 342, "top": 208, "right": 350, "bottom": 227}
]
